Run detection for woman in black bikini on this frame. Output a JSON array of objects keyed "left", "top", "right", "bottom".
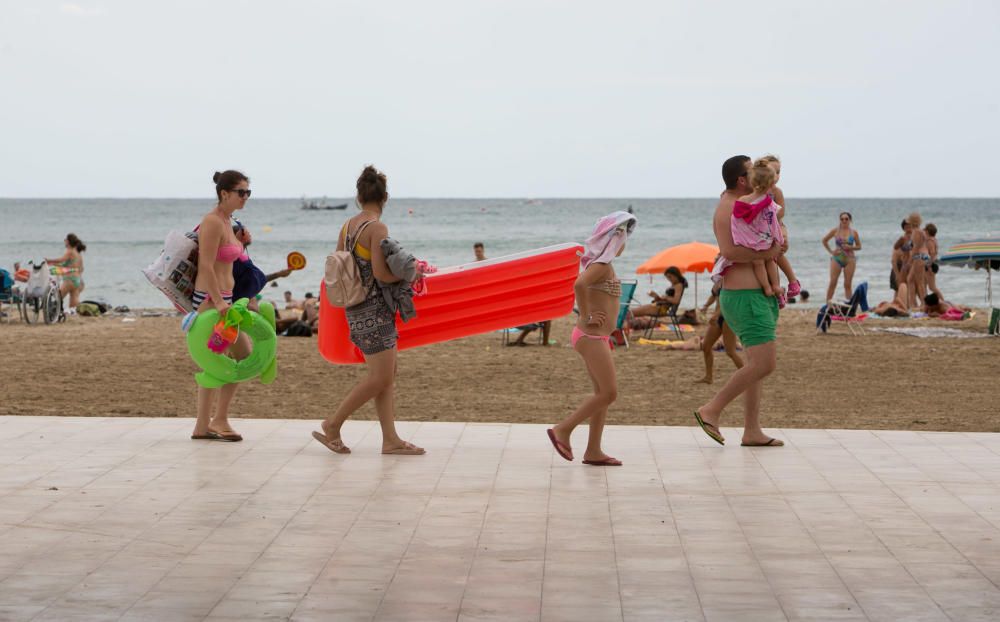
[{"left": 631, "top": 266, "right": 686, "bottom": 319}]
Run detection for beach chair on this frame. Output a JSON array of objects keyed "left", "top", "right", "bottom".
[
  {"left": 639, "top": 300, "right": 683, "bottom": 341},
  {"left": 614, "top": 280, "right": 638, "bottom": 348},
  {"left": 0, "top": 269, "right": 13, "bottom": 323},
  {"left": 816, "top": 282, "right": 869, "bottom": 336},
  {"left": 500, "top": 322, "right": 547, "bottom": 346}
]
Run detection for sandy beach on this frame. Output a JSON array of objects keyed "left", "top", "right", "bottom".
[{"left": 2, "top": 309, "right": 997, "bottom": 432}]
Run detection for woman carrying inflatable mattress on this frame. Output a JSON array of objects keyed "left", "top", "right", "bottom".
[
  {"left": 188, "top": 170, "right": 260, "bottom": 442},
  {"left": 547, "top": 211, "right": 636, "bottom": 467},
  {"left": 312, "top": 165, "right": 425, "bottom": 456}
]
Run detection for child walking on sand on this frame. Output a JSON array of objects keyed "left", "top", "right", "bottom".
[
  {"left": 711, "top": 157, "right": 796, "bottom": 307},
  {"left": 546, "top": 211, "right": 636, "bottom": 467}
]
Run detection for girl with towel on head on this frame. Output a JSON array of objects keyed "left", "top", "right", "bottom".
[{"left": 547, "top": 211, "right": 636, "bottom": 467}]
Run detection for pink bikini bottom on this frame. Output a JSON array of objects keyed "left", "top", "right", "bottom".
[{"left": 571, "top": 326, "right": 612, "bottom": 349}]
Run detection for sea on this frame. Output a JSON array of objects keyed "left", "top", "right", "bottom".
[{"left": 1, "top": 198, "right": 998, "bottom": 310}]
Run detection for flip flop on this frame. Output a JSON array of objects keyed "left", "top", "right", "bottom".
[
  {"left": 191, "top": 431, "right": 223, "bottom": 440},
  {"left": 741, "top": 438, "right": 785, "bottom": 447},
  {"left": 546, "top": 429, "right": 573, "bottom": 461},
  {"left": 693, "top": 411, "right": 725, "bottom": 446},
  {"left": 381, "top": 441, "right": 425, "bottom": 455},
  {"left": 582, "top": 457, "right": 623, "bottom": 466},
  {"left": 312, "top": 430, "right": 351, "bottom": 454},
  {"left": 208, "top": 431, "right": 242, "bottom": 442}
]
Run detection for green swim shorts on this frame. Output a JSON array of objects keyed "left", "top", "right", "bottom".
[{"left": 719, "top": 288, "right": 778, "bottom": 347}]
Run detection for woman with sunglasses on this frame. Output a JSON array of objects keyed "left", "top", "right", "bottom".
[
  {"left": 821, "top": 212, "right": 862, "bottom": 303},
  {"left": 190, "top": 170, "right": 252, "bottom": 442}
]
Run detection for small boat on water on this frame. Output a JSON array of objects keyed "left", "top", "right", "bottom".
[{"left": 301, "top": 197, "right": 347, "bottom": 211}]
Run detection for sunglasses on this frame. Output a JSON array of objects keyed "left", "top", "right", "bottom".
[{"left": 229, "top": 189, "right": 251, "bottom": 198}]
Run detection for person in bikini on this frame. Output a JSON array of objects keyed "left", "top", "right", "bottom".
[
  {"left": 891, "top": 219, "right": 912, "bottom": 294},
  {"left": 923, "top": 223, "right": 944, "bottom": 302},
  {"left": 873, "top": 282, "right": 910, "bottom": 317},
  {"left": 547, "top": 211, "right": 636, "bottom": 466},
  {"left": 312, "top": 165, "right": 425, "bottom": 457},
  {"left": 45, "top": 233, "right": 86, "bottom": 310},
  {"left": 631, "top": 266, "right": 687, "bottom": 321},
  {"left": 189, "top": 170, "right": 253, "bottom": 442},
  {"left": 822, "top": 212, "right": 862, "bottom": 302},
  {"left": 905, "top": 212, "right": 929, "bottom": 308}
]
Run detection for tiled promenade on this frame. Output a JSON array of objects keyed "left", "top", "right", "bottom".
[{"left": 1, "top": 416, "right": 999, "bottom": 621}]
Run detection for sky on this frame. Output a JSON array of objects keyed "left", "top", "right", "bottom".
[{"left": 1, "top": 0, "right": 998, "bottom": 198}]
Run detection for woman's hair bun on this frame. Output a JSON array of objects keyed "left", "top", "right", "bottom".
[{"left": 213, "top": 171, "right": 222, "bottom": 184}]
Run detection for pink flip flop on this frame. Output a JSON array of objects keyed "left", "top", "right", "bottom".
[
  {"left": 582, "top": 457, "right": 623, "bottom": 466},
  {"left": 547, "top": 429, "right": 573, "bottom": 461}
]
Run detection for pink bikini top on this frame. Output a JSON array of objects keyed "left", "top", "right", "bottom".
[{"left": 216, "top": 243, "right": 243, "bottom": 263}]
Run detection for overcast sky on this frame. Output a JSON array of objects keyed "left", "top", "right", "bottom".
[{"left": 1, "top": 0, "right": 998, "bottom": 198}]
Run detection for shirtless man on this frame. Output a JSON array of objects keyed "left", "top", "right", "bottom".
[
  {"left": 283, "top": 290, "right": 302, "bottom": 310},
  {"left": 693, "top": 156, "right": 784, "bottom": 447}
]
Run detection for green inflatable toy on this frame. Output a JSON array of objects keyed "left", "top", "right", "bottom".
[{"left": 185, "top": 298, "right": 278, "bottom": 388}]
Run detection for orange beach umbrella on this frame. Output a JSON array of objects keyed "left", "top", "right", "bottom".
[
  {"left": 636, "top": 241, "right": 720, "bottom": 308},
  {"left": 636, "top": 241, "right": 719, "bottom": 274}
]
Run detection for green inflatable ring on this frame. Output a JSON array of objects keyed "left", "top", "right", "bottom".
[{"left": 185, "top": 298, "right": 278, "bottom": 388}]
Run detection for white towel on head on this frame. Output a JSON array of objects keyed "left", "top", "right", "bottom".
[{"left": 581, "top": 211, "right": 636, "bottom": 270}]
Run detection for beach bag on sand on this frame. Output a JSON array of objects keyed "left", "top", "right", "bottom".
[
  {"left": 142, "top": 230, "right": 199, "bottom": 313},
  {"left": 324, "top": 220, "right": 374, "bottom": 308}
]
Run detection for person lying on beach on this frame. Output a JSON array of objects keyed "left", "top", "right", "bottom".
[
  {"left": 547, "top": 210, "right": 636, "bottom": 467},
  {"left": 873, "top": 283, "right": 910, "bottom": 317},
  {"left": 921, "top": 293, "right": 970, "bottom": 318}
]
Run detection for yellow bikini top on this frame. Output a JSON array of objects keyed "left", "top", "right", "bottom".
[{"left": 341, "top": 221, "right": 372, "bottom": 260}]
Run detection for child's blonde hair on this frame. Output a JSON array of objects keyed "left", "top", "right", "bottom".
[
  {"left": 749, "top": 158, "right": 777, "bottom": 194},
  {"left": 760, "top": 154, "right": 781, "bottom": 165}
]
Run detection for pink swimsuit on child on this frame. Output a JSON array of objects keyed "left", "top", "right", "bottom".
[{"left": 710, "top": 195, "right": 784, "bottom": 282}]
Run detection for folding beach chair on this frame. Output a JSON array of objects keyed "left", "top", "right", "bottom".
[
  {"left": 0, "top": 269, "right": 13, "bottom": 324},
  {"left": 500, "top": 322, "right": 547, "bottom": 346},
  {"left": 614, "top": 280, "right": 638, "bottom": 349},
  {"left": 638, "top": 300, "right": 683, "bottom": 341},
  {"left": 816, "top": 282, "right": 869, "bottom": 335}
]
